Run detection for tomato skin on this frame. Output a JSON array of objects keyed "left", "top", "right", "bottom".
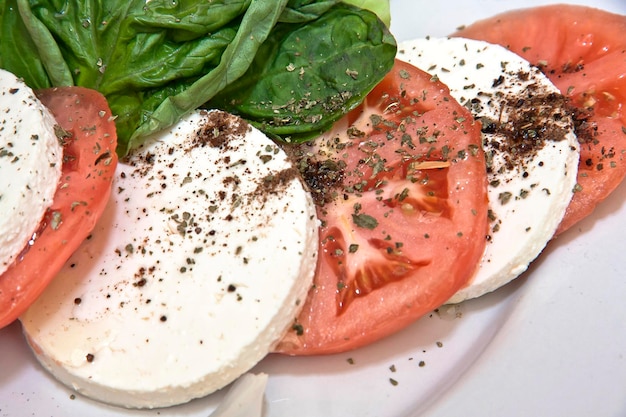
[
  {"left": 0, "top": 87, "right": 117, "bottom": 329},
  {"left": 453, "top": 5, "right": 626, "bottom": 234},
  {"left": 276, "top": 60, "right": 488, "bottom": 355}
]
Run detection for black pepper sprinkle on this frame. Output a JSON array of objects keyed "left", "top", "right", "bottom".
[
  {"left": 292, "top": 323, "right": 304, "bottom": 336},
  {"left": 133, "top": 278, "right": 147, "bottom": 287},
  {"left": 86, "top": 353, "right": 95, "bottom": 362}
]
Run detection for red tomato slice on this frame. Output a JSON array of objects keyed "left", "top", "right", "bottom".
[
  {"left": 0, "top": 87, "right": 117, "bottom": 329},
  {"left": 453, "top": 5, "right": 626, "bottom": 234},
  {"left": 276, "top": 60, "right": 488, "bottom": 355}
]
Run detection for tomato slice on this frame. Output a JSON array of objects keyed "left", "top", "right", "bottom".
[
  {"left": 0, "top": 87, "right": 117, "bottom": 329},
  {"left": 276, "top": 60, "right": 488, "bottom": 355},
  {"left": 453, "top": 5, "right": 626, "bottom": 234}
]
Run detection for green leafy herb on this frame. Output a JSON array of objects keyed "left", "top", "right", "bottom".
[
  {"left": 207, "top": 2, "right": 396, "bottom": 143},
  {"left": 0, "top": 0, "right": 395, "bottom": 156},
  {"left": 342, "top": 0, "right": 391, "bottom": 27},
  {"left": 352, "top": 213, "right": 378, "bottom": 229}
]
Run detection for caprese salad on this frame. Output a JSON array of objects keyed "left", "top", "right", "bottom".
[
  {"left": 0, "top": 78, "right": 118, "bottom": 329},
  {"left": 0, "top": 1, "right": 624, "bottom": 415}
]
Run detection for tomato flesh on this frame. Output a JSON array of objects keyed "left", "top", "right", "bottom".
[
  {"left": 276, "top": 60, "right": 488, "bottom": 355},
  {"left": 453, "top": 5, "right": 626, "bottom": 234},
  {"left": 0, "top": 87, "right": 117, "bottom": 329}
]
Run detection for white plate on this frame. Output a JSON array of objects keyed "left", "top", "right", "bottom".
[{"left": 1, "top": 1, "right": 625, "bottom": 416}]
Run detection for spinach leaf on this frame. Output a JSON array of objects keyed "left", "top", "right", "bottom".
[{"left": 207, "top": 3, "right": 397, "bottom": 142}]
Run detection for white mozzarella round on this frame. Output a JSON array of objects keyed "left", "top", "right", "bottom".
[
  {"left": 0, "top": 69, "right": 63, "bottom": 275},
  {"left": 20, "top": 110, "right": 319, "bottom": 408},
  {"left": 397, "top": 37, "right": 580, "bottom": 303}
]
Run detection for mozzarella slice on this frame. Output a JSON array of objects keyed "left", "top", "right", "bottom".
[
  {"left": 0, "top": 69, "right": 63, "bottom": 275},
  {"left": 20, "top": 110, "right": 319, "bottom": 408},
  {"left": 397, "top": 37, "right": 579, "bottom": 303}
]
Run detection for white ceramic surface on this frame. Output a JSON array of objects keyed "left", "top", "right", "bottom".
[{"left": 1, "top": 1, "right": 625, "bottom": 416}]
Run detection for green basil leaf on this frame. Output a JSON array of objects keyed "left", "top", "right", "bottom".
[
  {"left": 207, "top": 3, "right": 397, "bottom": 143},
  {"left": 342, "top": 0, "right": 391, "bottom": 27},
  {"left": 18, "top": 0, "right": 142, "bottom": 88},
  {"left": 0, "top": 0, "right": 50, "bottom": 88},
  {"left": 279, "top": 0, "right": 339, "bottom": 22},
  {"left": 123, "top": 0, "right": 291, "bottom": 154},
  {"left": 1, "top": 0, "right": 394, "bottom": 156}
]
